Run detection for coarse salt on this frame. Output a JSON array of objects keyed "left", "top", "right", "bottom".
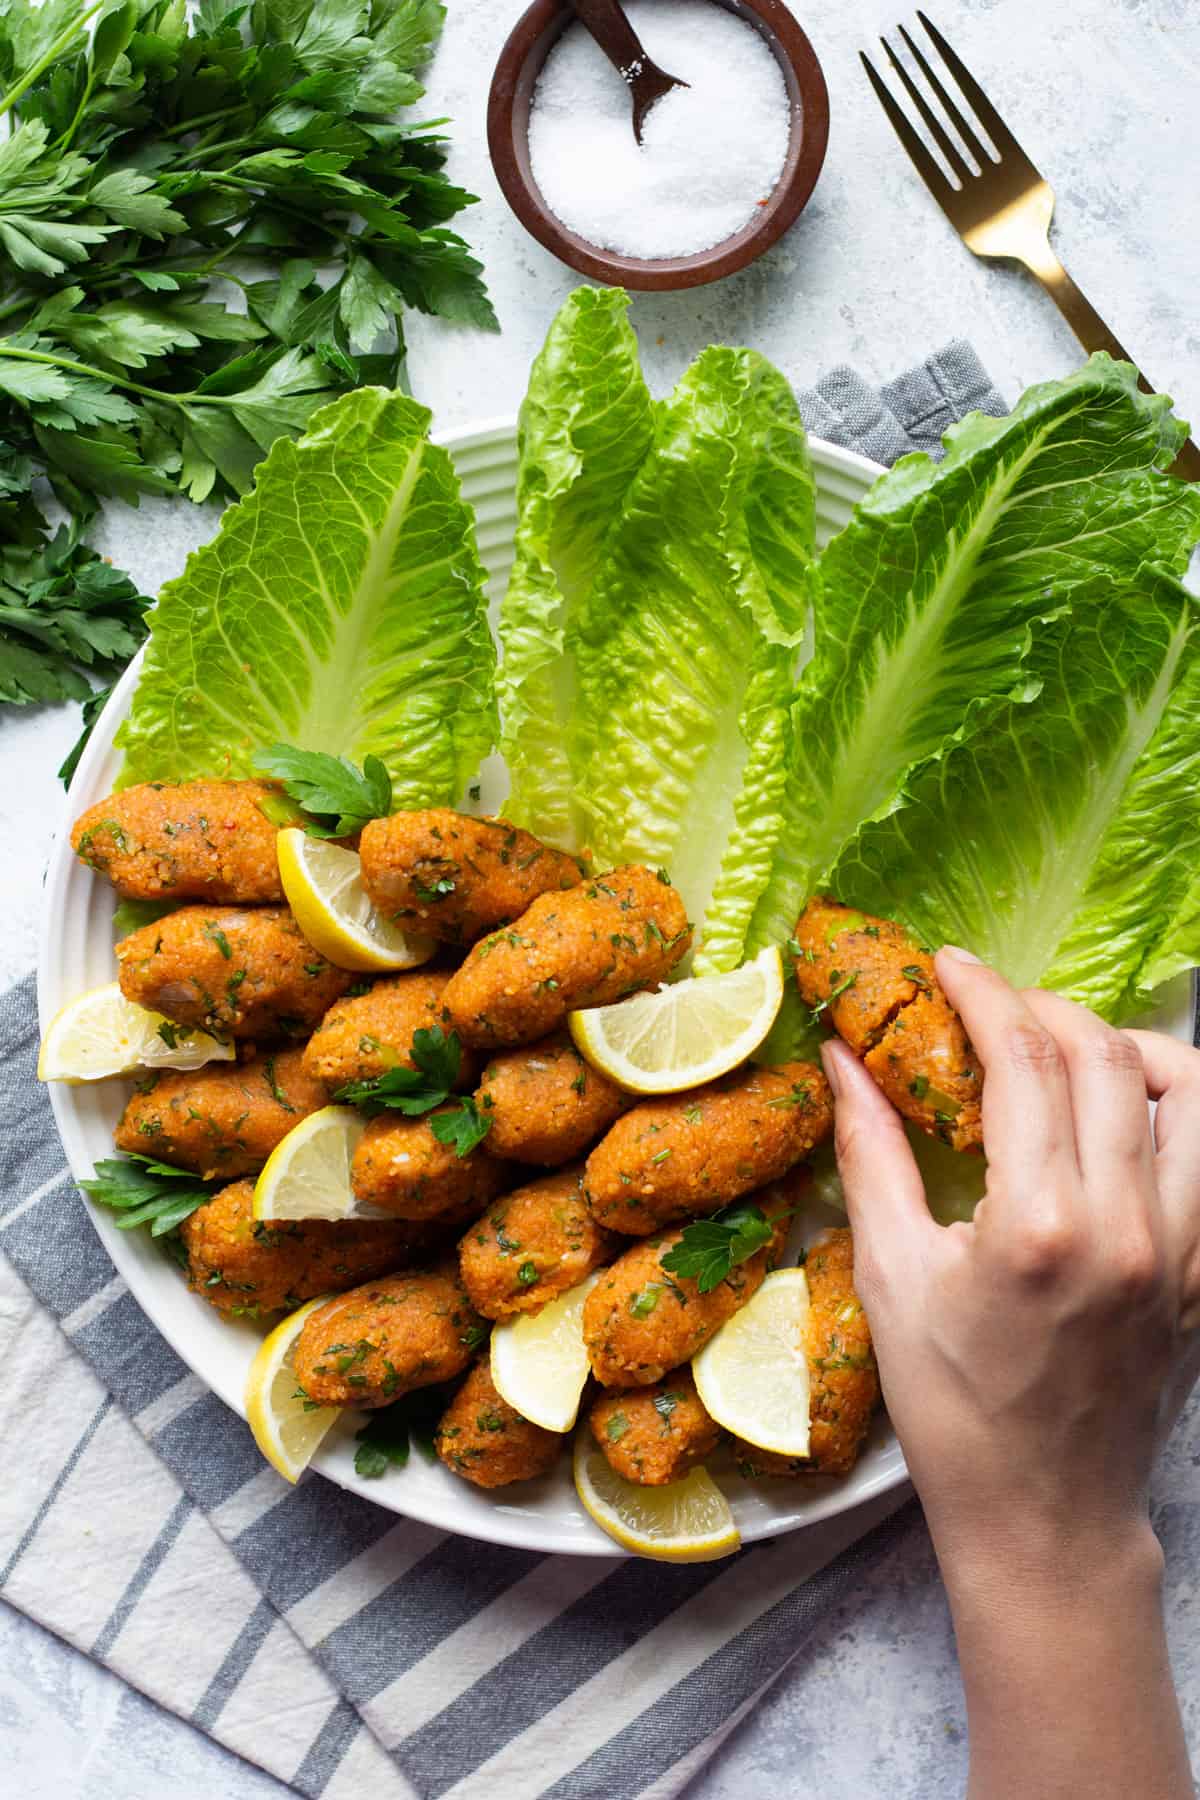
[{"left": 528, "top": 0, "right": 792, "bottom": 261}]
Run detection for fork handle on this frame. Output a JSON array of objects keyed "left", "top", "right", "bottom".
[{"left": 1021, "top": 243, "right": 1200, "bottom": 483}]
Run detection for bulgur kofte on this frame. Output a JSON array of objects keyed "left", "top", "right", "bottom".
[
  {"left": 301, "top": 970, "right": 476, "bottom": 1092},
  {"left": 435, "top": 1358, "right": 563, "bottom": 1489},
  {"left": 117, "top": 905, "right": 351, "bottom": 1041},
  {"left": 458, "top": 1167, "right": 615, "bottom": 1319},
  {"left": 293, "top": 1262, "right": 486, "bottom": 1408},
  {"left": 442, "top": 863, "right": 691, "bottom": 1047},
  {"left": 72, "top": 779, "right": 286, "bottom": 903},
  {"left": 359, "top": 809, "right": 586, "bottom": 943},
  {"left": 792, "top": 897, "right": 983, "bottom": 1152},
  {"left": 589, "top": 1372, "right": 720, "bottom": 1487},
  {"left": 583, "top": 1061, "right": 834, "bottom": 1235},
  {"left": 476, "top": 1032, "right": 629, "bottom": 1166},
  {"left": 179, "top": 1180, "right": 439, "bottom": 1319},
  {"left": 351, "top": 1110, "right": 508, "bottom": 1220},
  {"left": 115, "top": 1048, "right": 326, "bottom": 1179}
]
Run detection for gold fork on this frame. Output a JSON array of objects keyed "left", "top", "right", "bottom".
[{"left": 862, "top": 12, "right": 1200, "bottom": 483}]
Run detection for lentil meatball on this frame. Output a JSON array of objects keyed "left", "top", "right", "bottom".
[
  {"left": 114, "top": 1048, "right": 325, "bottom": 1179},
  {"left": 589, "top": 1372, "right": 720, "bottom": 1487},
  {"left": 302, "top": 971, "right": 477, "bottom": 1092},
  {"left": 359, "top": 809, "right": 586, "bottom": 944},
  {"left": 434, "top": 1358, "right": 563, "bottom": 1489},
  {"left": 179, "top": 1179, "right": 432, "bottom": 1319},
  {"left": 442, "top": 864, "right": 691, "bottom": 1049},
  {"left": 584, "top": 1061, "right": 833, "bottom": 1235},
  {"left": 458, "top": 1168, "right": 616, "bottom": 1319},
  {"left": 117, "top": 905, "right": 350, "bottom": 1041},
  {"left": 476, "top": 1033, "right": 628, "bottom": 1166},
  {"left": 582, "top": 1178, "right": 794, "bottom": 1387},
  {"left": 351, "top": 1111, "right": 508, "bottom": 1221},
  {"left": 293, "top": 1262, "right": 485, "bottom": 1408},
  {"left": 71, "top": 780, "right": 285, "bottom": 902},
  {"left": 791, "top": 897, "right": 983, "bottom": 1152},
  {"left": 734, "top": 1227, "right": 879, "bottom": 1479}
]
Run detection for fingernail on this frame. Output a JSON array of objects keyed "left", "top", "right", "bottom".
[
  {"left": 819, "top": 1042, "right": 842, "bottom": 1096},
  {"left": 940, "top": 944, "right": 981, "bottom": 964}
]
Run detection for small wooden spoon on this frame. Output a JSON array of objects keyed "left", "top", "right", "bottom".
[{"left": 573, "top": 0, "right": 689, "bottom": 143}]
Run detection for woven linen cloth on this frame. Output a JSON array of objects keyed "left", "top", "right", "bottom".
[{"left": 1, "top": 345, "right": 1009, "bottom": 1800}]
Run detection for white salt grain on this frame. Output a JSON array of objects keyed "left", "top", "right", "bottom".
[{"left": 528, "top": 0, "right": 792, "bottom": 261}]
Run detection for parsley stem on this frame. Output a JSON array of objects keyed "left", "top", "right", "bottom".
[
  {"left": 0, "top": 345, "right": 242, "bottom": 412},
  {"left": 162, "top": 104, "right": 248, "bottom": 137},
  {"left": 173, "top": 136, "right": 262, "bottom": 169},
  {"left": 0, "top": 0, "right": 108, "bottom": 122}
]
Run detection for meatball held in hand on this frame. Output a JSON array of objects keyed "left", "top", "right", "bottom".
[
  {"left": 302, "top": 971, "right": 477, "bottom": 1093},
  {"left": 735, "top": 1227, "right": 879, "bottom": 1480},
  {"left": 791, "top": 898, "right": 982, "bottom": 1152},
  {"left": 179, "top": 1180, "right": 434, "bottom": 1319},
  {"left": 589, "top": 1371, "right": 720, "bottom": 1487},
  {"left": 476, "top": 1033, "right": 628, "bottom": 1166},
  {"left": 459, "top": 1168, "right": 616, "bottom": 1319},
  {"left": 293, "top": 1263, "right": 486, "bottom": 1408},
  {"left": 584, "top": 1062, "right": 833, "bottom": 1235},
  {"left": 115, "top": 1049, "right": 326, "bottom": 1180},
  {"left": 72, "top": 780, "right": 285, "bottom": 903},
  {"left": 359, "top": 810, "right": 585, "bottom": 944},
  {"left": 583, "top": 1178, "right": 794, "bottom": 1387},
  {"left": 443, "top": 864, "right": 691, "bottom": 1049},
  {"left": 435, "top": 1359, "right": 562, "bottom": 1489},
  {"left": 117, "top": 905, "right": 350, "bottom": 1041}
]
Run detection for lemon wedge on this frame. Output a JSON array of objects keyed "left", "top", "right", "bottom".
[
  {"left": 568, "top": 945, "right": 783, "bottom": 1094},
  {"left": 276, "top": 827, "right": 436, "bottom": 973},
  {"left": 692, "top": 1267, "right": 811, "bottom": 1457},
  {"left": 253, "top": 1105, "right": 387, "bottom": 1223},
  {"left": 490, "top": 1270, "right": 602, "bottom": 1433},
  {"left": 38, "top": 982, "right": 235, "bottom": 1083},
  {"left": 245, "top": 1296, "right": 342, "bottom": 1483},
  {"left": 573, "top": 1434, "right": 740, "bottom": 1561}
]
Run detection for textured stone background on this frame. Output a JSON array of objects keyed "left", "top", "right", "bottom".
[{"left": 3, "top": 0, "right": 1198, "bottom": 1792}]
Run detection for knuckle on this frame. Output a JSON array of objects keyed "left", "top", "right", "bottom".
[
  {"left": 1003, "top": 1022, "right": 1065, "bottom": 1081},
  {"left": 1085, "top": 1030, "right": 1144, "bottom": 1082},
  {"left": 1006, "top": 1211, "right": 1079, "bottom": 1284},
  {"left": 1102, "top": 1230, "right": 1163, "bottom": 1306}
]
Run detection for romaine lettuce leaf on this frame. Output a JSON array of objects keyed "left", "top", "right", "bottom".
[
  {"left": 831, "top": 570, "right": 1200, "bottom": 1022},
  {"left": 497, "top": 287, "right": 654, "bottom": 846},
  {"left": 747, "top": 356, "right": 1200, "bottom": 953},
  {"left": 568, "top": 346, "right": 815, "bottom": 966},
  {"left": 115, "top": 387, "right": 496, "bottom": 804}
]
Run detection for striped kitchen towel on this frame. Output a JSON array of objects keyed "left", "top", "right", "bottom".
[{"left": 0, "top": 348, "right": 1007, "bottom": 1800}]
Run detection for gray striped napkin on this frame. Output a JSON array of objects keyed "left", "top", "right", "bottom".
[{"left": 0, "top": 347, "right": 1008, "bottom": 1800}]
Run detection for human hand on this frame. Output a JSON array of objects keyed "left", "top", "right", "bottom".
[
  {"left": 821, "top": 947, "right": 1199, "bottom": 1798},
  {"left": 821, "top": 946, "right": 1200, "bottom": 1569}
]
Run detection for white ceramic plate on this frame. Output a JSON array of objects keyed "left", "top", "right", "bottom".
[{"left": 38, "top": 420, "right": 1195, "bottom": 1556}]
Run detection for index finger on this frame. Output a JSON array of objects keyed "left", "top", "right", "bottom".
[{"left": 933, "top": 947, "right": 1078, "bottom": 1198}]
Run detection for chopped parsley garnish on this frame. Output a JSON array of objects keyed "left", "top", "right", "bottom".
[
  {"left": 517, "top": 1261, "right": 539, "bottom": 1287},
  {"left": 254, "top": 745, "right": 392, "bottom": 838},
  {"left": 627, "top": 1284, "right": 662, "bottom": 1319},
  {"left": 204, "top": 923, "right": 233, "bottom": 960},
  {"left": 353, "top": 1381, "right": 458, "bottom": 1480},
  {"left": 413, "top": 875, "right": 456, "bottom": 903},
  {"left": 605, "top": 1413, "right": 630, "bottom": 1443},
  {"left": 79, "top": 1155, "right": 221, "bottom": 1237},
  {"left": 660, "top": 1202, "right": 775, "bottom": 1294},
  {"left": 653, "top": 1391, "right": 682, "bottom": 1426}
]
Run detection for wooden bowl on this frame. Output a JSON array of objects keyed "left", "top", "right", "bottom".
[{"left": 487, "top": 0, "right": 830, "bottom": 292}]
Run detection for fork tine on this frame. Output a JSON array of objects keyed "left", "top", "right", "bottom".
[
  {"left": 897, "top": 22, "right": 993, "bottom": 168},
  {"left": 860, "top": 51, "right": 957, "bottom": 210},
  {"left": 916, "top": 12, "right": 1025, "bottom": 163},
  {"left": 881, "top": 36, "right": 970, "bottom": 185}
]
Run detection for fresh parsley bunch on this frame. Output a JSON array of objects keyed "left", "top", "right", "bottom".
[{"left": 0, "top": 0, "right": 494, "bottom": 519}]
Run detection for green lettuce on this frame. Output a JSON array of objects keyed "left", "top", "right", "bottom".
[
  {"left": 568, "top": 346, "right": 815, "bottom": 967},
  {"left": 498, "top": 287, "right": 654, "bottom": 846},
  {"left": 831, "top": 570, "right": 1200, "bottom": 1022},
  {"left": 116, "top": 388, "right": 496, "bottom": 804},
  {"left": 746, "top": 356, "right": 1200, "bottom": 954}
]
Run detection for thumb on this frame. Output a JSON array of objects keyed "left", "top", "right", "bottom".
[{"left": 820, "top": 1039, "right": 934, "bottom": 1294}]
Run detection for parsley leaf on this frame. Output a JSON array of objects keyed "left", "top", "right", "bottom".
[
  {"left": 79, "top": 1155, "right": 221, "bottom": 1237},
  {"left": 255, "top": 743, "right": 392, "bottom": 836},
  {"left": 428, "top": 1096, "right": 492, "bottom": 1159},
  {"left": 659, "top": 1203, "right": 775, "bottom": 1294},
  {"left": 353, "top": 1379, "right": 458, "bottom": 1479},
  {"left": 334, "top": 1024, "right": 462, "bottom": 1114}
]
